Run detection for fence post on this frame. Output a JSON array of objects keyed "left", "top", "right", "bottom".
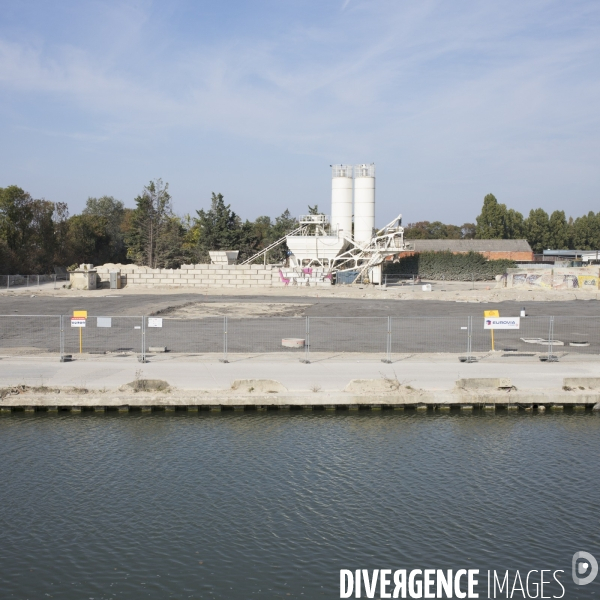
[
  {"left": 301, "top": 316, "right": 310, "bottom": 363},
  {"left": 59, "top": 315, "right": 65, "bottom": 361},
  {"left": 382, "top": 316, "right": 392, "bottom": 363},
  {"left": 467, "top": 316, "right": 472, "bottom": 361},
  {"left": 26, "top": 275, "right": 29, "bottom": 287},
  {"left": 140, "top": 316, "right": 147, "bottom": 363},
  {"left": 37, "top": 275, "right": 40, "bottom": 287},
  {"left": 548, "top": 316, "right": 556, "bottom": 361},
  {"left": 53, "top": 274, "right": 56, "bottom": 289},
  {"left": 220, "top": 316, "right": 229, "bottom": 363},
  {"left": 6, "top": 276, "right": 9, "bottom": 290}
]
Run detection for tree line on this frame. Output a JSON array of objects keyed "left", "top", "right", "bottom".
[
  {"left": 405, "top": 194, "right": 600, "bottom": 254},
  {"left": 1, "top": 182, "right": 599, "bottom": 275},
  {"left": 0, "top": 180, "right": 297, "bottom": 274}
]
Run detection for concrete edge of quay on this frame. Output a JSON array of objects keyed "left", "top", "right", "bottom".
[{"left": 1, "top": 389, "right": 600, "bottom": 412}]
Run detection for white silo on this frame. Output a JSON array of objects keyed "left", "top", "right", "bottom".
[
  {"left": 330, "top": 164, "right": 353, "bottom": 237},
  {"left": 353, "top": 163, "right": 375, "bottom": 245}
]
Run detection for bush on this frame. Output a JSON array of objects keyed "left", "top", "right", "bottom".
[{"left": 383, "top": 251, "right": 515, "bottom": 281}]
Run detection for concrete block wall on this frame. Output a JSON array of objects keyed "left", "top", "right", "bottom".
[
  {"left": 94, "top": 263, "right": 285, "bottom": 288},
  {"left": 506, "top": 267, "right": 600, "bottom": 290}
]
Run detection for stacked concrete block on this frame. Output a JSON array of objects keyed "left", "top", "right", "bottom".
[{"left": 93, "top": 263, "right": 281, "bottom": 288}]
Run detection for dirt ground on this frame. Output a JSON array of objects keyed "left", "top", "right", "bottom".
[
  {"left": 154, "top": 301, "right": 311, "bottom": 318},
  {"left": 0, "top": 279, "right": 599, "bottom": 318}
]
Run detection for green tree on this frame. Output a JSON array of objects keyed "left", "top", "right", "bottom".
[
  {"left": 193, "top": 193, "right": 245, "bottom": 262},
  {"left": 125, "top": 179, "right": 178, "bottom": 268},
  {"left": 505, "top": 209, "right": 525, "bottom": 239},
  {"left": 53, "top": 202, "right": 71, "bottom": 267},
  {"left": 571, "top": 211, "right": 600, "bottom": 250},
  {"left": 475, "top": 194, "right": 508, "bottom": 239},
  {"left": 403, "top": 221, "right": 468, "bottom": 240},
  {"left": 547, "top": 210, "right": 569, "bottom": 249},
  {"left": 65, "top": 214, "right": 112, "bottom": 266},
  {"left": 82, "top": 196, "right": 126, "bottom": 262},
  {"left": 28, "top": 199, "right": 56, "bottom": 273},
  {"left": 525, "top": 208, "right": 550, "bottom": 253},
  {"left": 461, "top": 223, "right": 476, "bottom": 239},
  {"left": 0, "top": 185, "right": 34, "bottom": 270}
]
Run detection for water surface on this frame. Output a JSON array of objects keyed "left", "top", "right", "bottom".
[{"left": 0, "top": 410, "right": 598, "bottom": 599}]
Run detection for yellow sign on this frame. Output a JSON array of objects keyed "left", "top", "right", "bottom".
[
  {"left": 73, "top": 311, "right": 87, "bottom": 353},
  {"left": 484, "top": 310, "right": 499, "bottom": 350}
]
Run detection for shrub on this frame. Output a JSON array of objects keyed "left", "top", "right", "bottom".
[{"left": 383, "top": 251, "right": 515, "bottom": 281}]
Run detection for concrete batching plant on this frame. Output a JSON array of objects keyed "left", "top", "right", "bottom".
[
  {"left": 353, "top": 163, "right": 376, "bottom": 246},
  {"left": 242, "top": 164, "right": 405, "bottom": 284}
]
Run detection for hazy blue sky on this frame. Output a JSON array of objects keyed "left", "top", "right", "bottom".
[{"left": 1, "top": 0, "right": 599, "bottom": 226}]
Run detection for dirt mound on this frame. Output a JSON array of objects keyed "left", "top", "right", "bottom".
[{"left": 230, "top": 380, "right": 287, "bottom": 394}]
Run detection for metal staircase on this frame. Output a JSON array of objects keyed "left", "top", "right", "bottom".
[{"left": 240, "top": 226, "right": 304, "bottom": 265}]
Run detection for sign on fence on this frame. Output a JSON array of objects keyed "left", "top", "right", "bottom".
[
  {"left": 148, "top": 318, "right": 163, "bottom": 328},
  {"left": 484, "top": 317, "right": 520, "bottom": 330},
  {"left": 71, "top": 317, "right": 86, "bottom": 328}
]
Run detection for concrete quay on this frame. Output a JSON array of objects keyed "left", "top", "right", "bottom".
[{"left": 1, "top": 353, "right": 600, "bottom": 412}]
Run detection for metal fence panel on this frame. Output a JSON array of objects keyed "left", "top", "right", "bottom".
[
  {"left": 0, "top": 314, "right": 599, "bottom": 359},
  {"left": 145, "top": 317, "right": 224, "bottom": 354},
  {"left": 0, "top": 315, "right": 61, "bottom": 354},
  {"left": 308, "top": 317, "right": 388, "bottom": 354},
  {"left": 391, "top": 317, "right": 469, "bottom": 354},
  {"left": 470, "top": 316, "right": 551, "bottom": 353},
  {"left": 552, "top": 316, "right": 600, "bottom": 354},
  {"left": 226, "top": 317, "right": 307, "bottom": 354},
  {"left": 63, "top": 316, "right": 143, "bottom": 355}
]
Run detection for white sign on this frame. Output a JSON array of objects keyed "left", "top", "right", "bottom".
[
  {"left": 71, "top": 317, "right": 86, "bottom": 328},
  {"left": 97, "top": 317, "right": 112, "bottom": 328},
  {"left": 484, "top": 317, "right": 520, "bottom": 330},
  {"left": 147, "top": 318, "right": 163, "bottom": 328}
]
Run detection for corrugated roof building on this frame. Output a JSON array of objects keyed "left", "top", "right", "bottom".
[{"left": 400, "top": 239, "right": 533, "bottom": 261}]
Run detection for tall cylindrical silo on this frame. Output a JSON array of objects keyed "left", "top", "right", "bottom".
[
  {"left": 331, "top": 165, "right": 353, "bottom": 237},
  {"left": 353, "top": 163, "right": 375, "bottom": 245}
]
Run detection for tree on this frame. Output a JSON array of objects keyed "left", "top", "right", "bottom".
[
  {"left": 154, "top": 216, "right": 189, "bottom": 268},
  {"left": 125, "top": 179, "right": 177, "bottom": 268},
  {"left": 571, "top": 211, "right": 600, "bottom": 250},
  {"left": 461, "top": 223, "right": 476, "bottom": 239},
  {"left": 82, "top": 196, "right": 126, "bottom": 262},
  {"left": 193, "top": 193, "right": 244, "bottom": 262},
  {"left": 65, "top": 214, "right": 112, "bottom": 266},
  {"left": 27, "top": 199, "right": 56, "bottom": 273},
  {"left": 547, "top": 210, "right": 569, "bottom": 250},
  {"left": 53, "top": 202, "right": 71, "bottom": 267},
  {"left": 505, "top": 209, "right": 525, "bottom": 239},
  {"left": 403, "top": 221, "right": 466, "bottom": 240},
  {"left": 475, "top": 194, "right": 508, "bottom": 239},
  {"left": 0, "top": 186, "right": 34, "bottom": 270},
  {"left": 525, "top": 208, "right": 550, "bottom": 253}
]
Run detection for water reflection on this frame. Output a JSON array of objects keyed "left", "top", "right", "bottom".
[{"left": 0, "top": 411, "right": 598, "bottom": 599}]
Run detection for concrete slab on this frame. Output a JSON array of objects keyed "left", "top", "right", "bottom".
[{"left": 0, "top": 352, "right": 599, "bottom": 393}]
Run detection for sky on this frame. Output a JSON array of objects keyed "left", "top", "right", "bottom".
[{"left": 0, "top": 0, "right": 599, "bottom": 227}]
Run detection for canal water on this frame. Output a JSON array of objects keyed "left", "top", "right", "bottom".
[{"left": 0, "top": 411, "right": 598, "bottom": 599}]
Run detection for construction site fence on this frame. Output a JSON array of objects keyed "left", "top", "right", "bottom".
[
  {"left": 0, "top": 315, "right": 597, "bottom": 362},
  {"left": 0, "top": 274, "right": 66, "bottom": 289}
]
